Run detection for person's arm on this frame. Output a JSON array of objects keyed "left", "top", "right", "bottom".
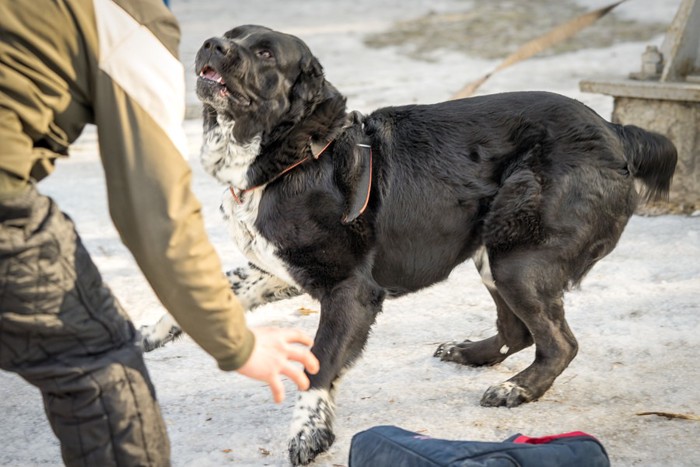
[{"left": 88, "top": 0, "right": 318, "bottom": 397}]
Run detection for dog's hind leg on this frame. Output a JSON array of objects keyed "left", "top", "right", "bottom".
[
  {"left": 288, "top": 272, "right": 384, "bottom": 466},
  {"left": 478, "top": 248, "right": 578, "bottom": 408},
  {"left": 435, "top": 247, "right": 533, "bottom": 366}
]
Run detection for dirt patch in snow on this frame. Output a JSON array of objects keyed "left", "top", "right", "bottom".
[{"left": 364, "top": 0, "right": 667, "bottom": 61}]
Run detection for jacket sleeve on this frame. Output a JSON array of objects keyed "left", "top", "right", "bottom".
[{"left": 90, "top": 0, "right": 254, "bottom": 371}]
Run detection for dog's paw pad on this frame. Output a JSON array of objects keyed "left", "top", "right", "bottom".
[
  {"left": 480, "top": 381, "right": 532, "bottom": 408},
  {"left": 288, "top": 428, "right": 335, "bottom": 466}
]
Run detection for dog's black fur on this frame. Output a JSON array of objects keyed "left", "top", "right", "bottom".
[{"left": 146, "top": 25, "right": 677, "bottom": 465}]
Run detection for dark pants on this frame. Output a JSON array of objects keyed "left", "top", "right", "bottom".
[{"left": 0, "top": 187, "right": 170, "bottom": 466}]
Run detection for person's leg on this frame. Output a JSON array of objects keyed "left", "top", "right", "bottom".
[{"left": 0, "top": 186, "right": 170, "bottom": 466}]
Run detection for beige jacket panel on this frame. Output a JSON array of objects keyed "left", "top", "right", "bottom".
[{"left": 0, "top": 0, "right": 254, "bottom": 371}]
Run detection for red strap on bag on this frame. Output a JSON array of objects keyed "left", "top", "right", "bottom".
[{"left": 512, "top": 431, "right": 595, "bottom": 445}]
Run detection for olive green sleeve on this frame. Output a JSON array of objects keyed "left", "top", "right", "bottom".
[{"left": 90, "top": 0, "right": 254, "bottom": 371}]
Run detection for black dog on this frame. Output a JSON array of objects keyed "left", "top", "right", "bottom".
[{"left": 140, "top": 25, "right": 676, "bottom": 465}]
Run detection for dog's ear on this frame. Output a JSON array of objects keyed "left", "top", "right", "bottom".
[
  {"left": 284, "top": 54, "right": 326, "bottom": 126},
  {"left": 290, "top": 54, "right": 325, "bottom": 106}
]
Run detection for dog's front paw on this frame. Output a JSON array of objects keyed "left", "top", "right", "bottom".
[
  {"left": 288, "top": 425, "right": 335, "bottom": 466},
  {"left": 138, "top": 314, "right": 182, "bottom": 352},
  {"left": 480, "top": 381, "right": 533, "bottom": 408},
  {"left": 139, "top": 326, "right": 159, "bottom": 353},
  {"left": 225, "top": 267, "right": 249, "bottom": 291},
  {"left": 288, "top": 389, "right": 336, "bottom": 465}
]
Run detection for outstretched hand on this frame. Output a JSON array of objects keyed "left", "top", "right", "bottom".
[{"left": 237, "top": 327, "right": 320, "bottom": 403}]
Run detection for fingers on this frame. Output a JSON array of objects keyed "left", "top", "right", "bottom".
[
  {"left": 281, "top": 328, "right": 314, "bottom": 347},
  {"left": 276, "top": 327, "right": 319, "bottom": 374},
  {"left": 281, "top": 362, "right": 311, "bottom": 392},
  {"left": 269, "top": 376, "right": 285, "bottom": 404},
  {"left": 242, "top": 326, "right": 320, "bottom": 403},
  {"left": 286, "top": 345, "right": 320, "bottom": 375}
]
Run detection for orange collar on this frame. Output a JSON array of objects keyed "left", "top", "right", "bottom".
[{"left": 229, "top": 138, "right": 333, "bottom": 204}]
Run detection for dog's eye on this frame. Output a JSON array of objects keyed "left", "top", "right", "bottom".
[{"left": 257, "top": 49, "right": 273, "bottom": 60}]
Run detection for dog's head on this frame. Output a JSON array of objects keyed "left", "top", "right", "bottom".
[{"left": 195, "top": 25, "right": 328, "bottom": 142}]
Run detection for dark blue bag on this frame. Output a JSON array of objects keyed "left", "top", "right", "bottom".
[{"left": 349, "top": 425, "right": 610, "bottom": 467}]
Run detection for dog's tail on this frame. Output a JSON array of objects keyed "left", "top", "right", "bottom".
[{"left": 614, "top": 124, "right": 677, "bottom": 203}]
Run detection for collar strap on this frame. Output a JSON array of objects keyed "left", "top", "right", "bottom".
[
  {"left": 310, "top": 138, "right": 333, "bottom": 159},
  {"left": 229, "top": 137, "right": 333, "bottom": 204}
]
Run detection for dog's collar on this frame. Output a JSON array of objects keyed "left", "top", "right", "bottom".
[
  {"left": 310, "top": 139, "right": 333, "bottom": 160},
  {"left": 341, "top": 143, "right": 372, "bottom": 224},
  {"left": 228, "top": 138, "right": 333, "bottom": 204}
]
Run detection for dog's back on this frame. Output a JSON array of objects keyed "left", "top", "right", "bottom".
[
  {"left": 364, "top": 91, "right": 677, "bottom": 293},
  {"left": 364, "top": 90, "right": 676, "bottom": 216}
]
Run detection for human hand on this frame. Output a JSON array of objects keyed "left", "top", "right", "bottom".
[{"left": 237, "top": 327, "right": 320, "bottom": 403}]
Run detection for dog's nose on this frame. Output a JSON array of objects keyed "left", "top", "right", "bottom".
[{"left": 202, "top": 37, "right": 230, "bottom": 56}]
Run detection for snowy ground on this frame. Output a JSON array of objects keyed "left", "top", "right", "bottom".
[{"left": 2, "top": 0, "right": 700, "bottom": 466}]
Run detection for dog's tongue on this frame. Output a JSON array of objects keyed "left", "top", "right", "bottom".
[{"left": 201, "top": 67, "right": 224, "bottom": 84}]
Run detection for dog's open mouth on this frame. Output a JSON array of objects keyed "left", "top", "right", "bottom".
[
  {"left": 198, "top": 65, "right": 251, "bottom": 105},
  {"left": 200, "top": 66, "right": 225, "bottom": 85}
]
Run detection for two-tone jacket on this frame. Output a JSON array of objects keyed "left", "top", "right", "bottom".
[{"left": 0, "top": 0, "right": 254, "bottom": 370}]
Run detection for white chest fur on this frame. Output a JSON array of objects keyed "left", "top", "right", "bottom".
[
  {"left": 200, "top": 117, "right": 261, "bottom": 188},
  {"left": 220, "top": 189, "right": 297, "bottom": 286},
  {"left": 201, "top": 118, "right": 297, "bottom": 287}
]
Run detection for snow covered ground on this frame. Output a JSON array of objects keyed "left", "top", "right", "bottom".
[{"left": 2, "top": 0, "right": 699, "bottom": 466}]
